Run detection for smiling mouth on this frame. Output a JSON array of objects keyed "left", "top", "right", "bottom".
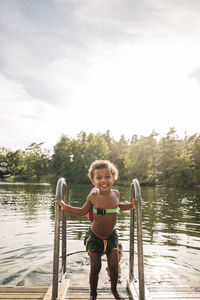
[{"left": 100, "top": 184, "right": 108, "bottom": 187}]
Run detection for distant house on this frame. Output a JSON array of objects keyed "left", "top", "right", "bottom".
[{"left": 0, "top": 161, "right": 11, "bottom": 179}]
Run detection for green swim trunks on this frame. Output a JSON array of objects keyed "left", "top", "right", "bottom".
[{"left": 84, "top": 228, "right": 118, "bottom": 255}]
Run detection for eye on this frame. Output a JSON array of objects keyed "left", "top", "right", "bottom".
[{"left": 106, "top": 175, "right": 111, "bottom": 179}]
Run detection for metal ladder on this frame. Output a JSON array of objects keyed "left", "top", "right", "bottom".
[
  {"left": 52, "top": 178, "right": 67, "bottom": 300},
  {"left": 128, "top": 179, "right": 146, "bottom": 300},
  {"left": 52, "top": 178, "right": 145, "bottom": 300}
]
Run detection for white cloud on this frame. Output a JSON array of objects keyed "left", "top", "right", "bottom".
[
  {"left": 0, "top": 74, "right": 59, "bottom": 149},
  {"left": 0, "top": 0, "right": 200, "bottom": 150}
]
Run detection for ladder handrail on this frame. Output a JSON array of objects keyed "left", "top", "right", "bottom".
[
  {"left": 129, "top": 181, "right": 135, "bottom": 280},
  {"left": 52, "top": 178, "right": 67, "bottom": 300},
  {"left": 129, "top": 179, "right": 145, "bottom": 300}
]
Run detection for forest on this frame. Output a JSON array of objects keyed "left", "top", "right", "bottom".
[{"left": 0, "top": 128, "right": 200, "bottom": 187}]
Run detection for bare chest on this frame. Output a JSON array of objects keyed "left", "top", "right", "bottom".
[{"left": 92, "top": 194, "right": 119, "bottom": 209}]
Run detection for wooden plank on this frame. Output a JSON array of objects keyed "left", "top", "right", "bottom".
[
  {"left": 66, "top": 294, "right": 130, "bottom": 299},
  {"left": 147, "top": 286, "right": 200, "bottom": 299},
  {"left": 150, "top": 299, "right": 200, "bottom": 300},
  {"left": 0, "top": 286, "right": 48, "bottom": 300},
  {"left": 150, "top": 298, "right": 200, "bottom": 300},
  {"left": 43, "top": 285, "right": 52, "bottom": 300},
  {"left": 0, "top": 285, "right": 48, "bottom": 290},
  {"left": 148, "top": 286, "right": 200, "bottom": 293},
  {"left": 150, "top": 292, "right": 200, "bottom": 296},
  {"left": 58, "top": 279, "right": 70, "bottom": 300},
  {"left": 65, "top": 287, "right": 131, "bottom": 299},
  {"left": 150, "top": 294, "right": 200, "bottom": 299},
  {"left": 0, "top": 294, "right": 44, "bottom": 299},
  {"left": 0, "top": 298, "right": 43, "bottom": 300},
  {"left": 127, "top": 279, "right": 152, "bottom": 300},
  {"left": 43, "top": 278, "right": 70, "bottom": 300},
  {"left": 0, "top": 286, "right": 48, "bottom": 293},
  {"left": 68, "top": 294, "right": 114, "bottom": 299},
  {"left": 127, "top": 280, "right": 139, "bottom": 300},
  {"left": 147, "top": 285, "right": 200, "bottom": 300}
]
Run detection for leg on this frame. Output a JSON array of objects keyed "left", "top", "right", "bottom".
[
  {"left": 107, "top": 250, "right": 125, "bottom": 300},
  {"left": 88, "top": 251, "right": 102, "bottom": 300}
]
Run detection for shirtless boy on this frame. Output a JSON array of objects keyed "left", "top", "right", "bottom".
[{"left": 57, "top": 160, "right": 136, "bottom": 300}]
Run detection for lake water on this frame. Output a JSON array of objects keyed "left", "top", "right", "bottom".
[{"left": 0, "top": 182, "right": 199, "bottom": 288}]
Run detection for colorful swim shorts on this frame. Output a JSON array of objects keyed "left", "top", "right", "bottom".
[{"left": 84, "top": 228, "right": 118, "bottom": 255}]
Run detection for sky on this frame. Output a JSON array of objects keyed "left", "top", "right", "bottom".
[{"left": 0, "top": 0, "right": 200, "bottom": 152}]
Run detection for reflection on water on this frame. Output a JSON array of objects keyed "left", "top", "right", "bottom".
[{"left": 0, "top": 182, "right": 199, "bottom": 287}]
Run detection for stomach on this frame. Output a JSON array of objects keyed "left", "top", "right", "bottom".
[{"left": 91, "top": 214, "right": 118, "bottom": 239}]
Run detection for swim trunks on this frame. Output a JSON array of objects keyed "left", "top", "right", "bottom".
[{"left": 84, "top": 228, "right": 118, "bottom": 255}]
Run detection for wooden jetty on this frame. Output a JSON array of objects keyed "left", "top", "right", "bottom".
[
  {"left": 1, "top": 283, "right": 200, "bottom": 300},
  {"left": 1, "top": 178, "right": 200, "bottom": 300},
  {"left": 127, "top": 282, "right": 200, "bottom": 300},
  {"left": 66, "top": 285, "right": 200, "bottom": 299},
  {"left": 0, "top": 285, "right": 49, "bottom": 300},
  {"left": 65, "top": 286, "right": 131, "bottom": 299}
]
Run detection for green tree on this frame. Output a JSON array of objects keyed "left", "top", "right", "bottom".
[
  {"left": 23, "top": 142, "right": 51, "bottom": 181},
  {"left": 51, "top": 132, "right": 110, "bottom": 183},
  {"left": 51, "top": 135, "right": 73, "bottom": 181},
  {"left": 188, "top": 134, "right": 200, "bottom": 185},
  {"left": 107, "top": 135, "right": 129, "bottom": 181},
  {"left": 156, "top": 128, "right": 180, "bottom": 185},
  {"left": 6, "top": 150, "right": 26, "bottom": 176},
  {"left": 124, "top": 131, "right": 158, "bottom": 184},
  {"left": 0, "top": 147, "right": 10, "bottom": 160},
  {"left": 1, "top": 129, "right": 199, "bottom": 187}
]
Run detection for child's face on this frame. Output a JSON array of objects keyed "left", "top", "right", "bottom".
[{"left": 92, "top": 167, "right": 114, "bottom": 192}]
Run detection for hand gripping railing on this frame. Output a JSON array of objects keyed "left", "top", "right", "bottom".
[
  {"left": 129, "top": 179, "right": 145, "bottom": 300},
  {"left": 52, "top": 178, "right": 67, "bottom": 300}
]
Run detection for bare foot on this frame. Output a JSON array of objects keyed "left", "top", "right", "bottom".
[{"left": 111, "top": 289, "right": 125, "bottom": 300}]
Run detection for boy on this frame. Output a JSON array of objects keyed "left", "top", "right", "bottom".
[{"left": 57, "top": 160, "right": 136, "bottom": 300}]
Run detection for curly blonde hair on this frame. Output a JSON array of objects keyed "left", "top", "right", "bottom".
[{"left": 88, "top": 160, "right": 118, "bottom": 181}]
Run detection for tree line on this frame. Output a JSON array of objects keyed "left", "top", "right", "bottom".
[{"left": 0, "top": 128, "right": 200, "bottom": 187}]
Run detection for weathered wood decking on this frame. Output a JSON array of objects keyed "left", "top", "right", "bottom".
[
  {"left": 127, "top": 280, "right": 200, "bottom": 300},
  {"left": 64, "top": 286, "right": 131, "bottom": 299},
  {"left": 0, "top": 285, "right": 49, "bottom": 300},
  {"left": 148, "top": 286, "right": 200, "bottom": 300},
  {"left": 66, "top": 286, "right": 200, "bottom": 300},
  {"left": 1, "top": 283, "right": 200, "bottom": 300},
  {"left": 0, "top": 279, "right": 67, "bottom": 300}
]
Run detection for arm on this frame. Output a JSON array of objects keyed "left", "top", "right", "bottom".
[
  {"left": 57, "top": 194, "right": 92, "bottom": 216},
  {"left": 113, "top": 189, "right": 137, "bottom": 211},
  {"left": 119, "top": 198, "right": 137, "bottom": 211}
]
